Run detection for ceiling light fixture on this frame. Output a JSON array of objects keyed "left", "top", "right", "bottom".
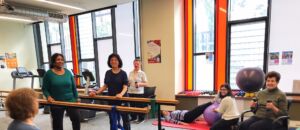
[
  {"left": 0, "top": 16, "right": 33, "bottom": 22},
  {"left": 37, "top": 0, "right": 85, "bottom": 11}
]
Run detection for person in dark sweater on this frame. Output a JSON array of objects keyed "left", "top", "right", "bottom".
[
  {"left": 89, "top": 53, "right": 130, "bottom": 130},
  {"left": 239, "top": 71, "right": 288, "bottom": 130},
  {"left": 6, "top": 88, "right": 40, "bottom": 130},
  {"left": 42, "top": 53, "right": 80, "bottom": 130}
]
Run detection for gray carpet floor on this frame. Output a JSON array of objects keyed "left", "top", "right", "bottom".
[{"left": 0, "top": 109, "right": 181, "bottom": 130}]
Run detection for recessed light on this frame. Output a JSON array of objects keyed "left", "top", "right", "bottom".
[
  {"left": 0, "top": 16, "right": 33, "bottom": 22},
  {"left": 37, "top": 0, "right": 85, "bottom": 11}
]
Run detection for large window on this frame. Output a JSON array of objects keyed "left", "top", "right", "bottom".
[
  {"left": 78, "top": 13, "right": 94, "bottom": 59},
  {"left": 193, "top": 0, "right": 215, "bottom": 91},
  {"left": 228, "top": 0, "right": 269, "bottom": 89},
  {"left": 76, "top": 1, "right": 140, "bottom": 85},
  {"left": 95, "top": 9, "right": 112, "bottom": 38},
  {"left": 34, "top": 21, "right": 73, "bottom": 71},
  {"left": 229, "top": 0, "right": 268, "bottom": 21},
  {"left": 115, "top": 2, "right": 136, "bottom": 76},
  {"left": 34, "top": 1, "right": 140, "bottom": 86}
]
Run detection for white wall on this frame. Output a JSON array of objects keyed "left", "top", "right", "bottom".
[
  {"left": 268, "top": 0, "right": 300, "bottom": 92},
  {"left": 0, "top": 21, "right": 39, "bottom": 91},
  {"left": 140, "top": 0, "right": 184, "bottom": 109},
  {"left": 174, "top": 0, "right": 185, "bottom": 94}
]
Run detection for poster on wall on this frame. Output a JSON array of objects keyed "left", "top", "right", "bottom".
[
  {"left": 0, "top": 53, "right": 7, "bottom": 69},
  {"left": 147, "top": 40, "right": 161, "bottom": 63},
  {"left": 282, "top": 51, "right": 293, "bottom": 65},
  {"left": 5, "top": 52, "right": 18, "bottom": 69},
  {"left": 205, "top": 52, "right": 214, "bottom": 64},
  {"left": 269, "top": 52, "right": 279, "bottom": 65}
]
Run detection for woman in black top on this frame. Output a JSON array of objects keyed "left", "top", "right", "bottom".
[{"left": 90, "top": 53, "right": 130, "bottom": 130}]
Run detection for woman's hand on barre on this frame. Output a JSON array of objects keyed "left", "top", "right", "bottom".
[
  {"left": 47, "top": 96, "right": 54, "bottom": 102},
  {"left": 89, "top": 91, "right": 97, "bottom": 97},
  {"left": 116, "top": 93, "right": 123, "bottom": 98}
]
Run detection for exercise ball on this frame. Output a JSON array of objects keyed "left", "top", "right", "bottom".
[
  {"left": 236, "top": 67, "right": 265, "bottom": 93},
  {"left": 203, "top": 102, "right": 221, "bottom": 125}
]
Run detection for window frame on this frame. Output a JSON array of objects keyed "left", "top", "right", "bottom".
[
  {"left": 192, "top": 0, "right": 217, "bottom": 91},
  {"left": 75, "top": 1, "right": 140, "bottom": 85},
  {"left": 33, "top": 21, "right": 73, "bottom": 71},
  {"left": 226, "top": 0, "right": 271, "bottom": 89}
]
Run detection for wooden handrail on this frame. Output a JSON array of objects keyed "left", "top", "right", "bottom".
[
  {"left": 0, "top": 95, "right": 7, "bottom": 98},
  {"left": 38, "top": 99, "right": 149, "bottom": 114},
  {"left": 0, "top": 90, "right": 11, "bottom": 93},
  {"left": 79, "top": 95, "right": 179, "bottom": 106}
]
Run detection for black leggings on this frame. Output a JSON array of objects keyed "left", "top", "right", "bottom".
[
  {"left": 129, "top": 94, "right": 147, "bottom": 121},
  {"left": 210, "top": 118, "right": 239, "bottom": 130},
  {"left": 50, "top": 106, "right": 80, "bottom": 130},
  {"left": 239, "top": 116, "right": 283, "bottom": 130},
  {"left": 183, "top": 102, "right": 212, "bottom": 123}
]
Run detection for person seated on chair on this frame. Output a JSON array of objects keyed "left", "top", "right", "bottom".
[
  {"left": 128, "top": 58, "right": 148, "bottom": 124},
  {"left": 161, "top": 83, "right": 235, "bottom": 126},
  {"left": 239, "top": 71, "right": 288, "bottom": 130},
  {"left": 210, "top": 84, "right": 240, "bottom": 130},
  {"left": 6, "top": 88, "right": 40, "bottom": 130}
]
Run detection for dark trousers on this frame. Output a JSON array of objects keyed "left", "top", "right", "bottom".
[
  {"left": 50, "top": 106, "right": 80, "bottom": 130},
  {"left": 108, "top": 101, "right": 131, "bottom": 130},
  {"left": 210, "top": 118, "right": 239, "bottom": 130},
  {"left": 129, "top": 94, "right": 147, "bottom": 121},
  {"left": 183, "top": 102, "right": 212, "bottom": 123},
  {"left": 239, "top": 116, "right": 283, "bottom": 130}
]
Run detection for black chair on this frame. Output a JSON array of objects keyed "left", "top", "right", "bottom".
[
  {"left": 37, "top": 68, "right": 46, "bottom": 77},
  {"left": 144, "top": 86, "right": 156, "bottom": 98},
  {"left": 143, "top": 86, "right": 157, "bottom": 119},
  {"left": 238, "top": 99, "right": 292, "bottom": 130}
]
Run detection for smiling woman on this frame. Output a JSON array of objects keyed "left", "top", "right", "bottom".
[
  {"left": 42, "top": 53, "right": 81, "bottom": 130},
  {"left": 239, "top": 71, "right": 288, "bottom": 130}
]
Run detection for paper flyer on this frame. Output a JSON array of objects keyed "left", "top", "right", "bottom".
[
  {"left": 0, "top": 53, "right": 6, "bottom": 69},
  {"left": 269, "top": 52, "right": 279, "bottom": 65},
  {"left": 282, "top": 51, "right": 293, "bottom": 65},
  {"left": 5, "top": 52, "right": 18, "bottom": 68},
  {"left": 147, "top": 40, "right": 161, "bottom": 63}
]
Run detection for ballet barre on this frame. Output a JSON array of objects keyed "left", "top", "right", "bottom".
[
  {"left": 38, "top": 99, "right": 149, "bottom": 114},
  {"left": 79, "top": 95, "right": 179, "bottom": 105}
]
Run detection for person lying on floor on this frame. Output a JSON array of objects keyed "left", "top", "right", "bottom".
[{"left": 161, "top": 84, "right": 239, "bottom": 129}]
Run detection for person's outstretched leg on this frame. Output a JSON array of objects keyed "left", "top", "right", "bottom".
[{"left": 183, "top": 102, "right": 212, "bottom": 123}]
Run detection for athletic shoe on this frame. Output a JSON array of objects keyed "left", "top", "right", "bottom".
[
  {"left": 136, "top": 119, "right": 145, "bottom": 124},
  {"left": 130, "top": 119, "right": 138, "bottom": 123}
]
